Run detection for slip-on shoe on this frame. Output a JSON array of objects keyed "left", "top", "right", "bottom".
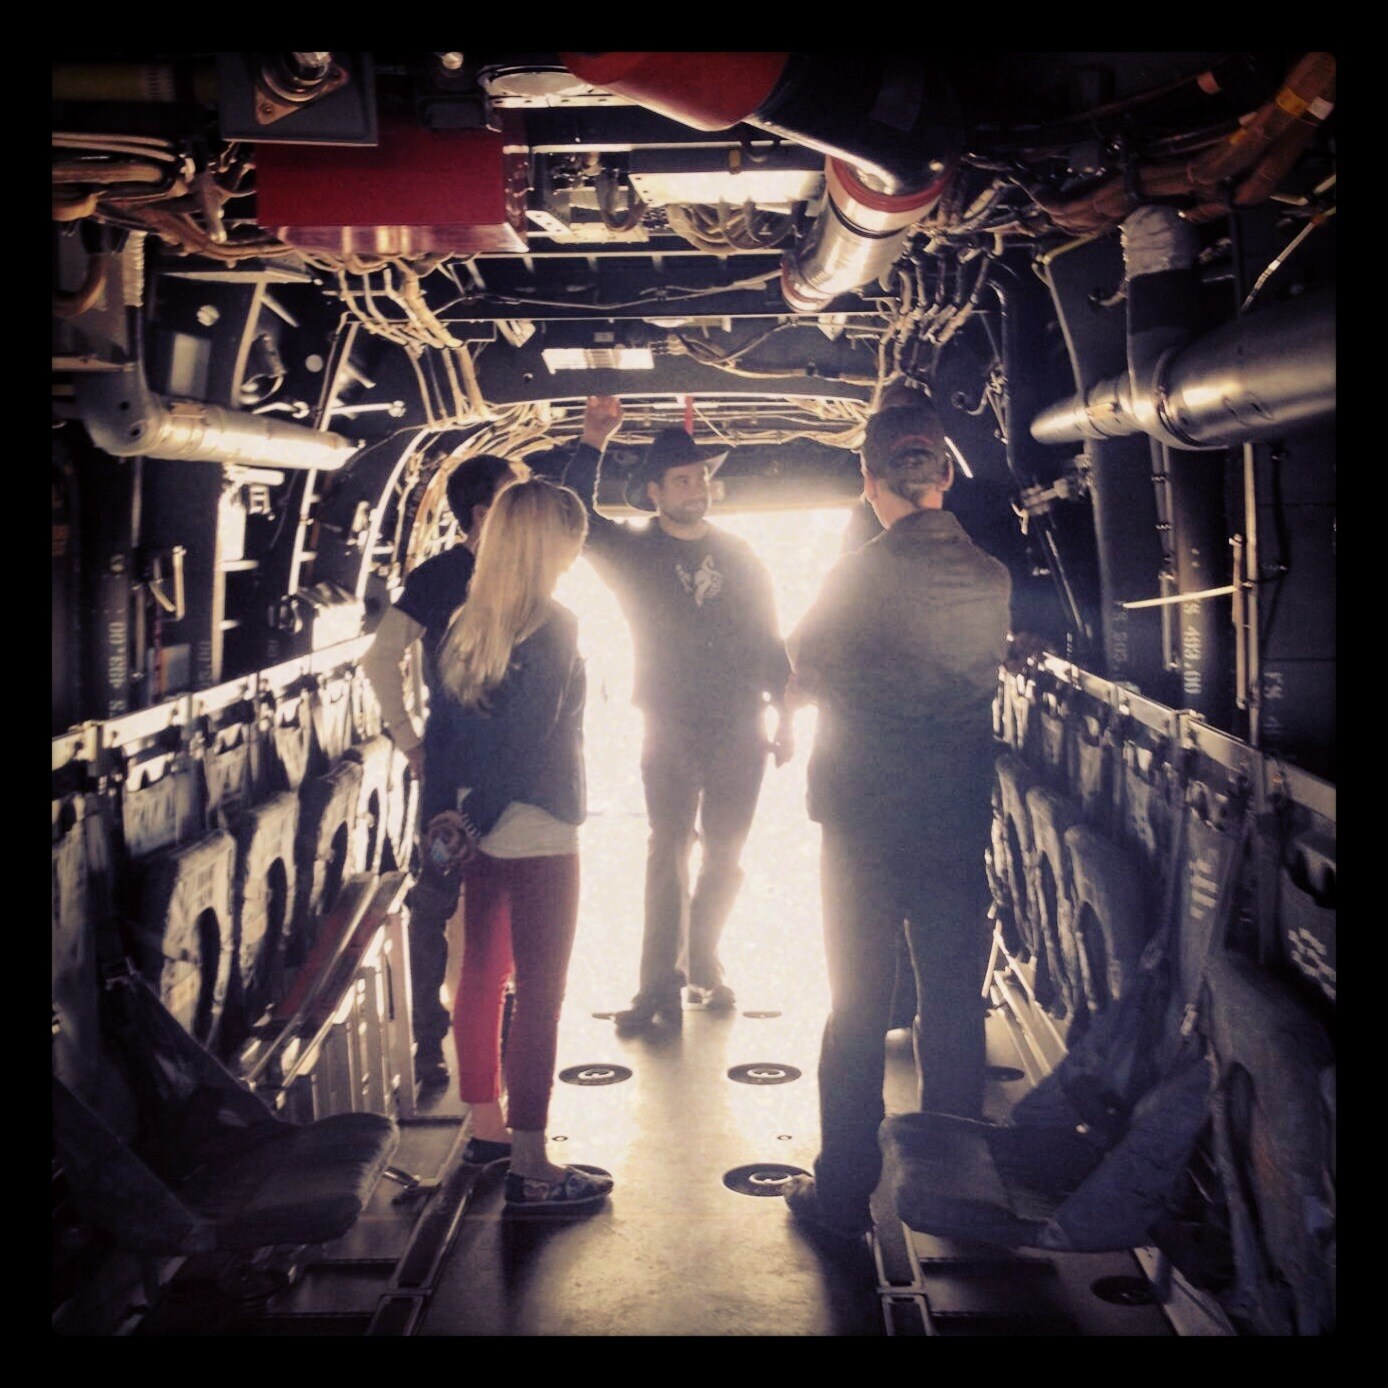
[{"left": 504, "top": 1164, "right": 614, "bottom": 1214}]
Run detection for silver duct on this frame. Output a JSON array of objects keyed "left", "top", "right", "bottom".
[
  {"left": 77, "top": 365, "right": 360, "bottom": 470},
  {"left": 781, "top": 158, "right": 949, "bottom": 313},
  {"left": 558, "top": 52, "right": 955, "bottom": 314},
  {"left": 1031, "top": 206, "right": 1336, "bottom": 452},
  {"left": 1122, "top": 206, "right": 1202, "bottom": 445}
]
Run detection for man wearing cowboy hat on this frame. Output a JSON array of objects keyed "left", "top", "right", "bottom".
[{"left": 562, "top": 396, "right": 794, "bottom": 1032}]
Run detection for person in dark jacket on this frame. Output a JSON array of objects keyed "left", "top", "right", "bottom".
[
  {"left": 779, "top": 387, "right": 1012, "bottom": 1244},
  {"left": 417, "top": 477, "right": 613, "bottom": 1212},
  {"left": 362, "top": 451, "right": 518, "bottom": 1087},
  {"left": 560, "top": 397, "right": 794, "bottom": 1032}
]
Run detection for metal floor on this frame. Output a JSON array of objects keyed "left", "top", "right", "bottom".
[
  {"left": 132, "top": 1012, "right": 1180, "bottom": 1339},
  {"left": 400, "top": 1004, "right": 1173, "bottom": 1338},
  {"left": 135, "top": 598, "right": 1181, "bottom": 1337},
  {"left": 162, "top": 776, "right": 1177, "bottom": 1338},
  {"left": 189, "top": 981, "right": 1175, "bottom": 1338},
  {"left": 414, "top": 998, "right": 884, "bottom": 1336}
]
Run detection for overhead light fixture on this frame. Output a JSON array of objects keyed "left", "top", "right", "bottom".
[{"left": 541, "top": 345, "right": 655, "bottom": 371}]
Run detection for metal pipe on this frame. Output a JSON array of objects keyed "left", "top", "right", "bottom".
[
  {"left": 1231, "top": 534, "right": 1248, "bottom": 714},
  {"left": 76, "top": 366, "right": 360, "bottom": 470},
  {"left": 1120, "top": 584, "right": 1237, "bottom": 610},
  {"left": 1160, "top": 568, "right": 1178, "bottom": 672},
  {"left": 989, "top": 268, "right": 1092, "bottom": 653},
  {"left": 781, "top": 158, "right": 950, "bottom": 312},
  {"left": 1123, "top": 207, "right": 1201, "bottom": 444},
  {"left": 120, "top": 232, "right": 147, "bottom": 309},
  {"left": 146, "top": 545, "right": 186, "bottom": 621},
  {"left": 560, "top": 51, "right": 792, "bottom": 134},
  {"left": 1238, "top": 442, "right": 1262, "bottom": 738},
  {"left": 560, "top": 52, "right": 960, "bottom": 312},
  {"left": 1030, "top": 288, "right": 1335, "bottom": 450}
]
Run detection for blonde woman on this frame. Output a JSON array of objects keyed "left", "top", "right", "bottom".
[{"left": 420, "top": 477, "right": 613, "bottom": 1212}]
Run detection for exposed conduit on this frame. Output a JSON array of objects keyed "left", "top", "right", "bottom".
[{"left": 76, "top": 365, "right": 361, "bottom": 470}]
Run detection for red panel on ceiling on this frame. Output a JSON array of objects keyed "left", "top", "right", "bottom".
[
  {"left": 253, "top": 116, "right": 528, "bottom": 254},
  {"left": 560, "top": 52, "right": 788, "bottom": 131}
]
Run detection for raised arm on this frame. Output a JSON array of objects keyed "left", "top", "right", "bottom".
[{"left": 561, "top": 395, "right": 624, "bottom": 547}]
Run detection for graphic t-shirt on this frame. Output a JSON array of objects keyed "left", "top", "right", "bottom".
[{"left": 561, "top": 442, "right": 789, "bottom": 724}]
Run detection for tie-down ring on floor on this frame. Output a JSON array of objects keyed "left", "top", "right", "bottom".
[
  {"left": 728, "top": 1062, "right": 801, "bottom": 1085},
  {"left": 723, "top": 1163, "right": 811, "bottom": 1196},
  {"left": 558, "top": 1064, "right": 634, "bottom": 1086}
]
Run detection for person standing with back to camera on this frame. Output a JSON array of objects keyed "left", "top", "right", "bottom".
[
  {"left": 779, "top": 385, "right": 1012, "bottom": 1244},
  {"left": 419, "top": 476, "right": 614, "bottom": 1212},
  {"left": 362, "top": 452, "right": 521, "bottom": 1090}
]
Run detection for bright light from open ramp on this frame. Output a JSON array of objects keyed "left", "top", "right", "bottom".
[{"left": 553, "top": 505, "right": 853, "bottom": 1063}]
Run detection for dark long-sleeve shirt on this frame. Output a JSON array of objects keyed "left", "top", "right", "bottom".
[
  {"left": 789, "top": 507, "right": 1011, "bottom": 830},
  {"left": 421, "top": 601, "right": 586, "bottom": 836},
  {"left": 562, "top": 441, "right": 790, "bottom": 726}
]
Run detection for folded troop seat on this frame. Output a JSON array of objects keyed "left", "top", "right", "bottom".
[{"left": 53, "top": 961, "right": 398, "bottom": 1259}]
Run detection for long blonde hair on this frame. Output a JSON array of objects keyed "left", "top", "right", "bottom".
[{"left": 436, "top": 478, "right": 588, "bottom": 708}]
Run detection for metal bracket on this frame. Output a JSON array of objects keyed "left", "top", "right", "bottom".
[
  {"left": 253, "top": 53, "right": 351, "bottom": 128},
  {"left": 1118, "top": 582, "right": 1237, "bottom": 612},
  {"left": 144, "top": 546, "right": 187, "bottom": 622},
  {"left": 381, "top": 1166, "right": 441, "bottom": 1203}
]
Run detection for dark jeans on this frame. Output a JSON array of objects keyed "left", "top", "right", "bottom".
[
  {"left": 633, "top": 712, "right": 766, "bottom": 1003},
  {"left": 812, "top": 813, "right": 992, "bottom": 1228},
  {"left": 405, "top": 858, "right": 457, "bottom": 1058}
]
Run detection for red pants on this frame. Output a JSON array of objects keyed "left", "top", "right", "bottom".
[{"left": 451, "top": 850, "right": 580, "bottom": 1132}]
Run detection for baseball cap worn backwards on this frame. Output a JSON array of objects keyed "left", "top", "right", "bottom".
[
  {"left": 624, "top": 426, "right": 729, "bottom": 511},
  {"left": 861, "top": 396, "right": 950, "bottom": 487}
]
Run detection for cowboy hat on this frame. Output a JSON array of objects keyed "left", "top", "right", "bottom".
[{"left": 623, "top": 426, "right": 729, "bottom": 511}]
